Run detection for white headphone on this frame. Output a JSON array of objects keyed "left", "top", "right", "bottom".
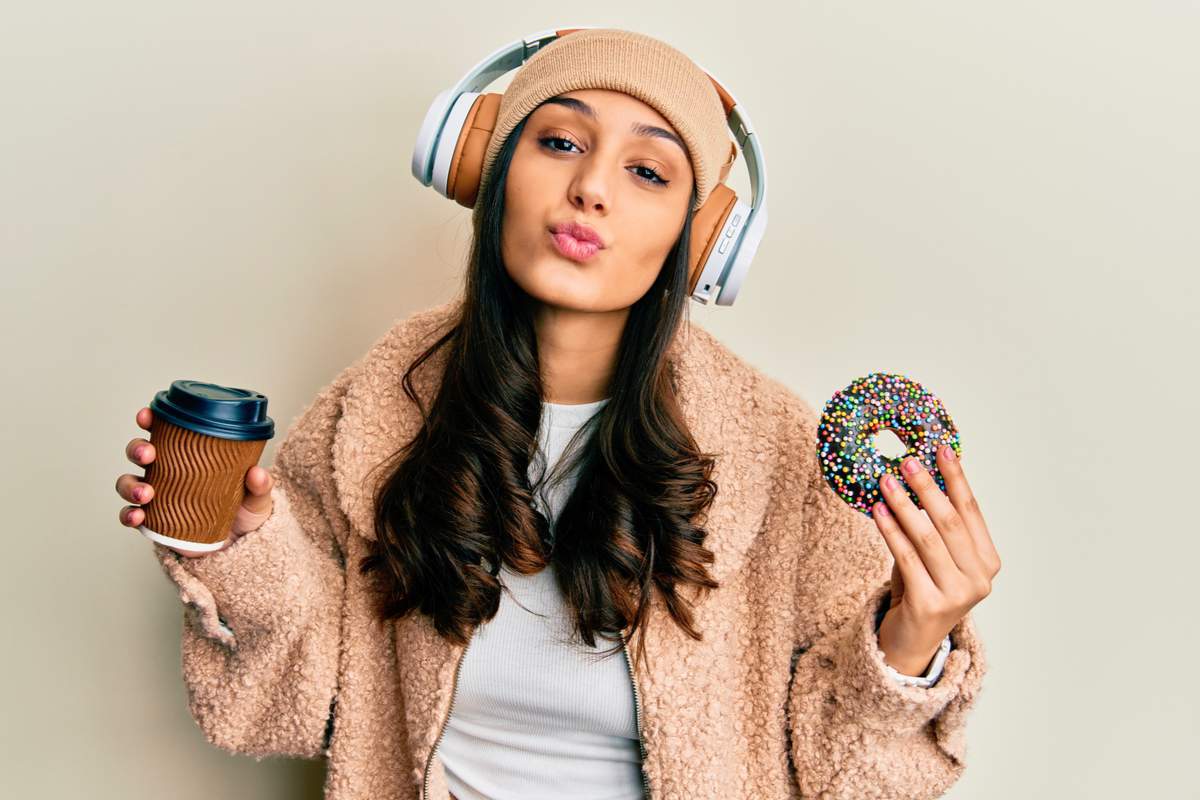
[{"left": 411, "top": 26, "right": 768, "bottom": 307}]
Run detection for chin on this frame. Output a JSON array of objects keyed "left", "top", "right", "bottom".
[
  {"left": 528, "top": 282, "right": 602, "bottom": 311},
  {"left": 513, "top": 271, "right": 606, "bottom": 311}
]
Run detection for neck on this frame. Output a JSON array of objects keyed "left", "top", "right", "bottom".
[{"left": 532, "top": 302, "right": 627, "bottom": 404}]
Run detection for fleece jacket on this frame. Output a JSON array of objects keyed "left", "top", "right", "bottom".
[{"left": 150, "top": 298, "right": 987, "bottom": 799}]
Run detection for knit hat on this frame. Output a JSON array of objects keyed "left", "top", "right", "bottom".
[{"left": 475, "top": 28, "right": 737, "bottom": 217}]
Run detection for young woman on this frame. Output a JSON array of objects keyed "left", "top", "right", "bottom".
[{"left": 118, "top": 28, "right": 998, "bottom": 800}]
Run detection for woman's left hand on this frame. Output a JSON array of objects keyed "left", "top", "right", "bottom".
[{"left": 873, "top": 445, "right": 1002, "bottom": 676}]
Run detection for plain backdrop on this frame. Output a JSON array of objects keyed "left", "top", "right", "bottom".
[{"left": 4, "top": 2, "right": 1196, "bottom": 797}]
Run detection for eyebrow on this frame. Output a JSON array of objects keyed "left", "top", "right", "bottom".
[{"left": 541, "top": 96, "right": 687, "bottom": 156}]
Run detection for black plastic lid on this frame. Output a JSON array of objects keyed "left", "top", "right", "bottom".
[{"left": 149, "top": 380, "right": 275, "bottom": 441}]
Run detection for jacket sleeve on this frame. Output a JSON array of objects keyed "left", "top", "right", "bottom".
[
  {"left": 149, "top": 368, "right": 354, "bottom": 761},
  {"left": 782, "top": 402, "right": 988, "bottom": 799}
]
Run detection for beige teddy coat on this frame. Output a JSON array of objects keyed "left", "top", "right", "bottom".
[{"left": 150, "top": 298, "right": 987, "bottom": 799}]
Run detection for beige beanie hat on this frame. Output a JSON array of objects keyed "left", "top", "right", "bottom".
[{"left": 475, "top": 28, "right": 737, "bottom": 216}]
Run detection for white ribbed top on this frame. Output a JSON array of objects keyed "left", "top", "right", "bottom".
[{"left": 439, "top": 396, "right": 647, "bottom": 800}]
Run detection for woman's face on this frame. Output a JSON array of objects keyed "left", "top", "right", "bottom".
[{"left": 501, "top": 89, "right": 695, "bottom": 313}]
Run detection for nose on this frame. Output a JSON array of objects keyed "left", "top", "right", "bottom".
[{"left": 568, "top": 160, "right": 608, "bottom": 213}]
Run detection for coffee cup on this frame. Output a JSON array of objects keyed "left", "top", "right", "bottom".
[{"left": 137, "top": 380, "right": 274, "bottom": 555}]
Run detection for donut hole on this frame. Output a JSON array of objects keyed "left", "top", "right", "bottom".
[{"left": 872, "top": 429, "right": 908, "bottom": 460}]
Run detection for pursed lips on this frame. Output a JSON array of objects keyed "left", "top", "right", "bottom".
[{"left": 548, "top": 227, "right": 604, "bottom": 263}]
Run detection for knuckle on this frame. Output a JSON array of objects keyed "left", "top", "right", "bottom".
[
  {"left": 931, "top": 507, "right": 960, "bottom": 533},
  {"left": 948, "top": 585, "right": 975, "bottom": 608},
  {"left": 964, "top": 494, "right": 982, "bottom": 517},
  {"left": 915, "top": 526, "right": 941, "bottom": 549}
]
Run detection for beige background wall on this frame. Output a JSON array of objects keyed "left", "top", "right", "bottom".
[{"left": 4, "top": 2, "right": 1196, "bottom": 797}]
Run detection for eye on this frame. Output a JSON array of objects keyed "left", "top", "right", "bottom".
[
  {"left": 537, "top": 137, "right": 671, "bottom": 187},
  {"left": 630, "top": 164, "right": 669, "bottom": 186},
  {"left": 538, "top": 135, "right": 581, "bottom": 154}
]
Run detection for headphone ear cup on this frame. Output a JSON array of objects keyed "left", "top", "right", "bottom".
[
  {"left": 446, "top": 92, "right": 502, "bottom": 209},
  {"left": 687, "top": 183, "right": 738, "bottom": 294}
]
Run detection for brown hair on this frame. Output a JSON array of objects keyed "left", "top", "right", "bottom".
[{"left": 357, "top": 105, "right": 722, "bottom": 668}]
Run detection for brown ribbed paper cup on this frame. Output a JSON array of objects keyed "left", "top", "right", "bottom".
[{"left": 137, "top": 380, "right": 275, "bottom": 554}]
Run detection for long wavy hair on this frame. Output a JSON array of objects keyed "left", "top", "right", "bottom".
[{"left": 357, "top": 104, "right": 722, "bottom": 668}]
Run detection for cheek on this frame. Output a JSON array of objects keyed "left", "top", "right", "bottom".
[
  {"left": 619, "top": 203, "right": 686, "bottom": 276},
  {"left": 500, "top": 165, "right": 543, "bottom": 263}
]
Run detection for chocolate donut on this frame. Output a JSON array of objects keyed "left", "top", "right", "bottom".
[{"left": 816, "top": 372, "right": 962, "bottom": 518}]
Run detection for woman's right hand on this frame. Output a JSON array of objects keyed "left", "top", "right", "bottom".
[{"left": 118, "top": 406, "right": 275, "bottom": 558}]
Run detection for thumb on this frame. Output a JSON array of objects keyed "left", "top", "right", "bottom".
[
  {"left": 888, "top": 559, "right": 905, "bottom": 611},
  {"left": 232, "top": 464, "right": 274, "bottom": 535}
]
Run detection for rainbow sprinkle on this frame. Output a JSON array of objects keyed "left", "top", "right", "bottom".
[{"left": 816, "top": 372, "right": 962, "bottom": 518}]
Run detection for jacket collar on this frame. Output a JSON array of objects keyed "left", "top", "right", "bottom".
[{"left": 330, "top": 298, "right": 781, "bottom": 586}]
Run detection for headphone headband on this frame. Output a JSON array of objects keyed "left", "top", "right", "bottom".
[{"left": 412, "top": 27, "right": 769, "bottom": 306}]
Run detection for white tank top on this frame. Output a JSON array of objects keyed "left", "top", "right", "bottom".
[{"left": 439, "top": 396, "right": 646, "bottom": 800}]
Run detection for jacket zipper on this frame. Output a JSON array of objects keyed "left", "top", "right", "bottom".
[
  {"left": 421, "top": 631, "right": 474, "bottom": 800},
  {"left": 621, "top": 630, "right": 653, "bottom": 799}
]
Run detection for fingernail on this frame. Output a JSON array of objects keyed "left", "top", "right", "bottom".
[
  {"left": 942, "top": 445, "right": 956, "bottom": 461},
  {"left": 903, "top": 458, "right": 920, "bottom": 475},
  {"left": 875, "top": 502, "right": 890, "bottom": 517},
  {"left": 136, "top": 446, "right": 146, "bottom": 460},
  {"left": 883, "top": 474, "right": 898, "bottom": 491},
  {"left": 133, "top": 486, "right": 144, "bottom": 501}
]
